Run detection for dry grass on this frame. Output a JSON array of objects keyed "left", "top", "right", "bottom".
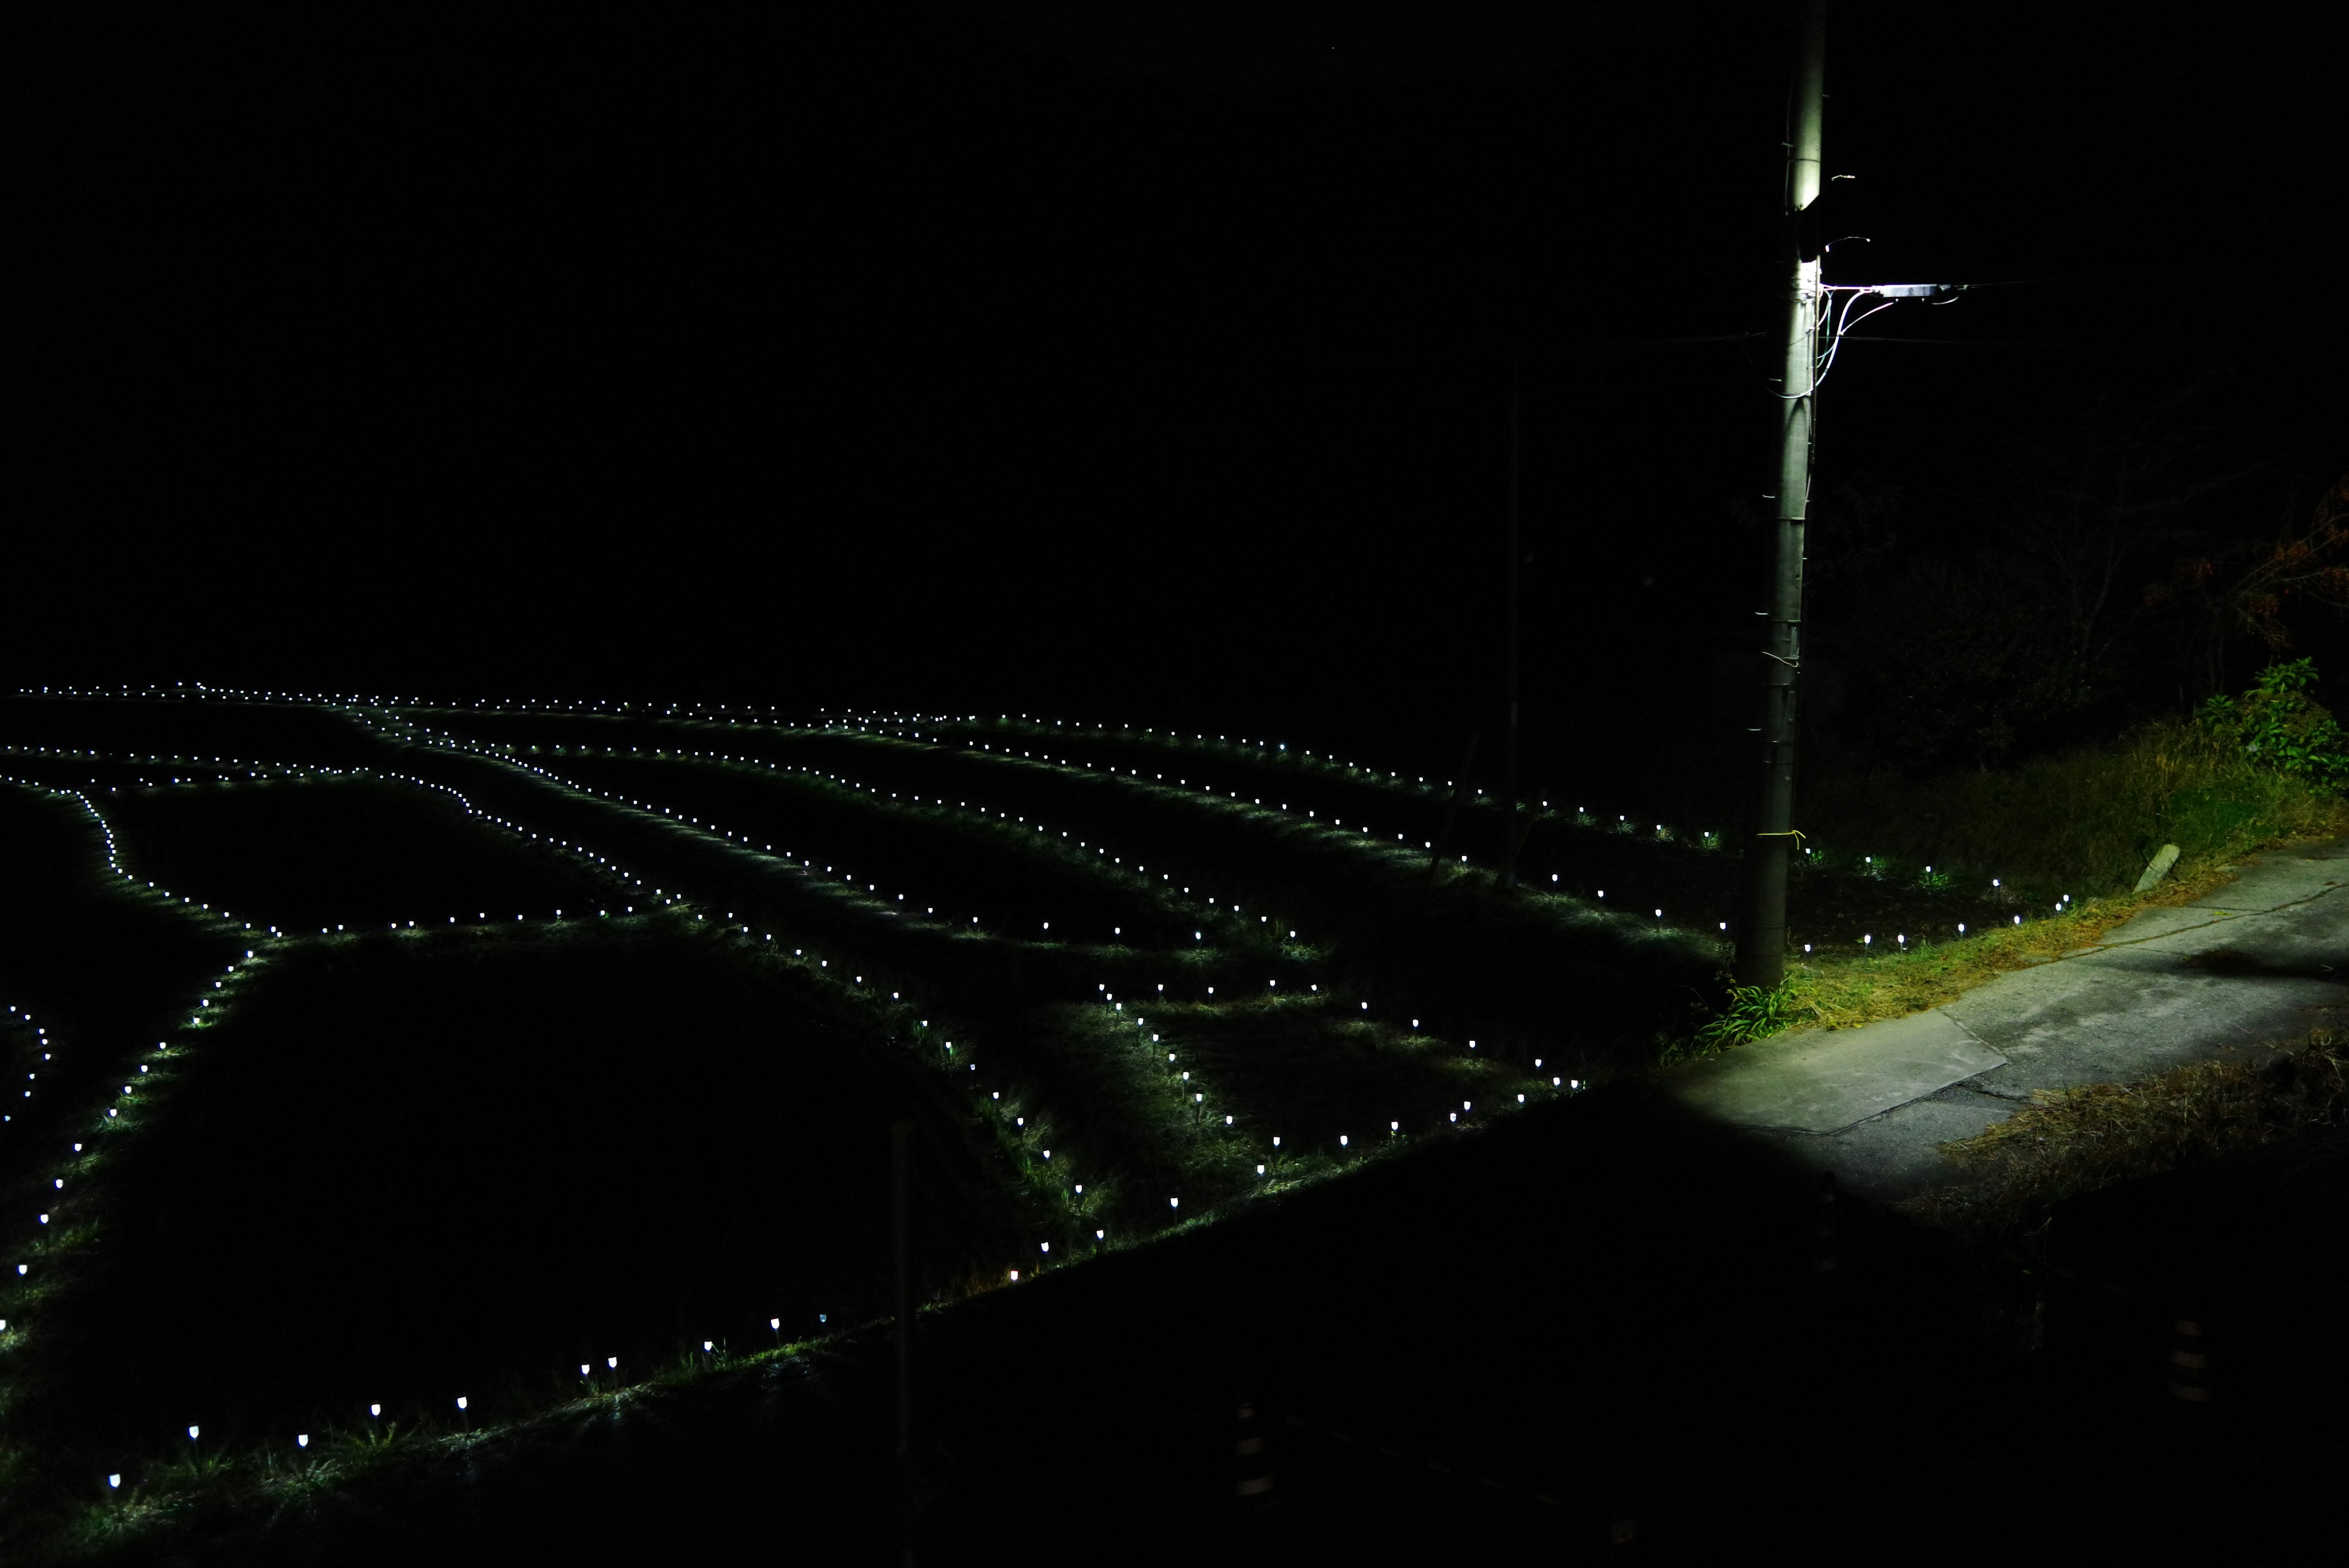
[
  {"left": 1803, "top": 717, "right": 2349, "bottom": 903},
  {"left": 1757, "top": 806, "right": 2349, "bottom": 1045},
  {"left": 1896, "top": 1031, "right": 2349, "bottom": 1232}
]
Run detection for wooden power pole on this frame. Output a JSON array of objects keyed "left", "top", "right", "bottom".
[{"left": 1736, "top": 0, "right": 1825, "bottom": 989}]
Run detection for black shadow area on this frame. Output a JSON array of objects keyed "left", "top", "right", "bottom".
[{"left": 27, "top": 922, "right": 1031, "bottom": 1468}]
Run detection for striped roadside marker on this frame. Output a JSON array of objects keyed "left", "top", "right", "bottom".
[
  {"left": 1236, "top": 1394, "right": 1274, "bottom": 1506},
  {"left": 2168, "top": 1309, "right": 2211, "bottom": 1403},
  {"left": 1813, "top": 1170, "right": 1839, "bottom": 1276}
]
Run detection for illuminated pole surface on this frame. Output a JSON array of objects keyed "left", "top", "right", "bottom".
[{"left": 1737, "top": 0, "right": 1825, "bottom": 989}]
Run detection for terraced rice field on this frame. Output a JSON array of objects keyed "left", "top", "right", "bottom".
[{"left": 0, "top": 688, "right": 2012, "bottom": 1557}]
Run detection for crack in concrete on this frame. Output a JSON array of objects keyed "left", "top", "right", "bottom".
[
  {"left": 2054, "top": 878, "right": 2349, "bottom": 961},
  {"left": 1942, "top": 1079, "right": 2030, "bottom": 1104}
]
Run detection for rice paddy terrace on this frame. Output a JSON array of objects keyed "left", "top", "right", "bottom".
[{"left": 0, "top": 686, "right": 2030, "bottom": 1558}]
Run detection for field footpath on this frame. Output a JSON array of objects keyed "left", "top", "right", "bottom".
[{"left": 1667, "top": 836, "right": 2349, "bottom": 1200}]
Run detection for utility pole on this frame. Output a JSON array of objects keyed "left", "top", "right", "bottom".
[
  {"left": 1501, "top": 345, "right": 1523, "bottom": 888},
  {"left": 1736, "top": 0, "right": 1825, "bottom": 989}
]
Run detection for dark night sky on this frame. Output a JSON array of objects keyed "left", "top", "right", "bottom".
[{"left": 7, "top": 2, "right": 2343, "bottom": 787}]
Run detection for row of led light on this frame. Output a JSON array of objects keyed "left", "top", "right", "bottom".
[
  {"left": 395, "top": 732, "right": 1360, "bottom": 1192},
  {"left": 350, "top": 714, "right": 1564, "bottom": 1233},
  {"left": 1093, "top": 979, "right": 1578, "bottom": 1174},
  {"left": 388, "top": 723, "right": 1291, "bottom": 965},
  {"left": 459, "top": 727, "right": 1584, "bottom": 1145},
  {"left": 381, "top": 701, "right": 1487, "bottom": 888},
  {"left": 387, "top": 714, "right": 1621, "bottom": 1108},
  {"left": 14, "top": 702, "right": 1571, "bottom": 1337},
  {"left": 21, "top": 684, "right": 714, "bottom": 713},
  {"left": 0, "top": 759, "right": 854, "bottom": 1492},
  {"left": 26, "top": 705, "right": 1575, "bottom": 1159},
  {"left": 0, "top": 771, "right": 272, "bottom": 1128},
  {"left": 793, "top": 721, "right": 1727, "bottom": 953},
  {"left": 839, "top": 710, "right": 2045, "bottom": 936},
  {"left": 0, "top": 778, "right": 149, "bottom": 1129},
  {"left": 825, "top": 712, "right": 1740, "bottom": 931},
  {"left": 357, "top": 721, "right": 1233, "bottom": 1348},
  {"left": 686, "top": 716, "right": 1699, "bottom": 941},
  {"left": 369, "top": 698, "right": 1470, "bottom": 921},
  {"left": 0, "top": 783, "right": 252, "bottom": 1451},
  {"left": 0, "top": 954, "right": 69, "bottom": 1414},
  {"left": 0, "top": 743, "right": 340, "bottom": 804},
  {"left": 0, "top": 693, "right": 2076, "bottom": 902},
  {"left": 2, "top": 751, "right": 659, "bottom": 1291},
  {"left": 748, "top": 713, "right": 1774, "bottom": 936},
  {"left": 7, "top": 755, "right": 664, "bottom": 1306},
  {"left": 364, "top": 726, "right": 1436, "bottom": 1226},
  {"left": 343, "top": 710, "right": 1178, "bottom": 1283},
  {"left": 45, "top": 694, "right": 2042, "bottom": 968},
  {"left": 24, "top": 710, "right": 1605, "bottom": 1126},
  {"left": 458, "top": 728, "right": 1589, "bottom": 1167},
  {"left": 3, "top": 997, "right": 54, "bottom": 1135},
  {"left": 49, "top": 684, "right": 2045, "bottom": 948},
  {"left": 34, "top": 749, "right": 650, "bottom": 937},
  {"left": 922, "top": 724, "right": 1716, "bottom": 927}
]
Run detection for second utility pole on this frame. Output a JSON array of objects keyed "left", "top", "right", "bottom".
[
  {"left": 1502, "top": 345, "right": 1523, "bottom": 888},
  {"left": 1736, "top": 0, "right": 1825, "bottom": 989}
]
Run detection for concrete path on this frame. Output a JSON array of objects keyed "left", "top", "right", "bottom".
[{"left": 1664, "top": 838, "right": 2349, "bottom": 1202}]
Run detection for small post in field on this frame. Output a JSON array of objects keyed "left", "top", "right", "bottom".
[
  {"left": 1234, "top": 1392, "right": 1274, "bottom": 1510},
  {"left": 892, "top": 1119, "right": 915, "bottom": 1564},
  {"left": 1428, "top": 732, "right": 1480, "bottom": 883},
  {"left": 1812, "top": 1170, "right": 1839, "bottom": 1279},
  {"left": 2168, "top": 1307, "right": 2211, "bottom": 1404}
]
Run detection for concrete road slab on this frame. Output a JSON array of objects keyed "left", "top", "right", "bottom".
[
  {"left": 1944, "top": 962, "right": 2349, "bottom": 1094},
  {"left": 2184, "top": 849, "right": 2349, "bottom": 910},
  {"left": 2087, "top": 905, "right": 2246, "bottom": 948},
  {"left": 1666, "top": 1008, "right": 2006, "bottom": 1135},
  {"left": 1737, "top": 1087, "right": 2019, "bottom": 1203},
  {"left": 1664, "top": 839, "right": 2349, "bottom": 1202}
]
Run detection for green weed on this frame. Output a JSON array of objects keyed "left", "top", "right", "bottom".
[
  {"left": 1687, "top": 980, "right": 1815, "bottom": 1057},
  {"left": 2197, "top": 656, "right": 2349, "bottom": 789}
]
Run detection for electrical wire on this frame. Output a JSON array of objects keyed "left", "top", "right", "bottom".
[
  {"left": 1809, "top": 291, "right": 1898, "bottom": 393},
  {"left": 1594, "top": 330, "right": 1767, "bottom": 352}
]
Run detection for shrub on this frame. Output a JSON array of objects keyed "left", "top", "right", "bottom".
[{"left": 2197, "top": 656, "right": 2349, "bottom": 790}]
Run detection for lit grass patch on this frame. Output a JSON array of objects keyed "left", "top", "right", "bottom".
[{"left": 1757, "top": 835, "right": 2333, "bottom": 1040}]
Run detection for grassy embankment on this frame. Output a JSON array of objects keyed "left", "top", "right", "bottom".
[
  {"left": 1736, "top": 716, "right": 2349, "bottom": 1233},
  {"left": 1687, "top": 717, "right": 2349, "bottom": 1055}
]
